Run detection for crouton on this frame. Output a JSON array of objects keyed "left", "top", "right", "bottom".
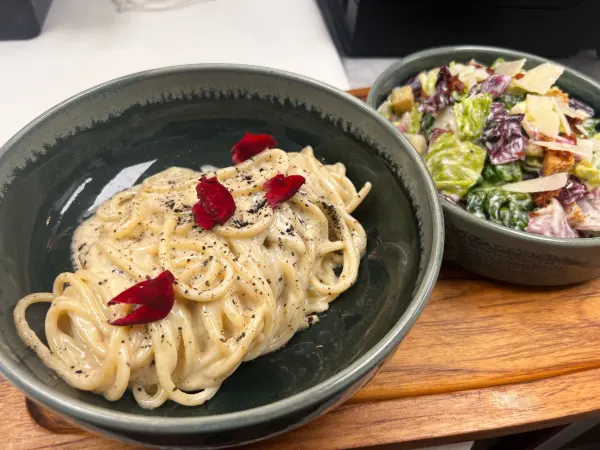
[
  {"left": 532, "top": 150, "right": 574, "bottom": 206},
  {"left": 546, "top": 87, "right": 569, "bottom": 105},
  {"left": 390, "top": 86, "right": 415, "bottom": 115},
  {"left": 543, "top": 150, "right": 574, "bottom": 176},
  {"left": 565, "top": 203, "right": 585, "bottom": 227},
  {"left": 532, "top": 190, "right": 561, "bottom": 207}
]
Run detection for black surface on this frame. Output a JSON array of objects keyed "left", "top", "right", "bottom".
[
  {"left": 0, "top": 0, "right": 53, "bottom": 40},
  {"left": 318, "top": 0, "right": 600, "bottom": 58}
]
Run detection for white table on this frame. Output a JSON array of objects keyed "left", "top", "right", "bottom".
[{"left": 0, "top": 0, "right": 349, "bottom": 146}]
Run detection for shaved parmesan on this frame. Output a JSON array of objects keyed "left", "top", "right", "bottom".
[
  {"left": 451, "top": 65, "right": 489, "bottom": 90},
  {"left": 530, "top": 139, "right": 594, "bottom": 161},
  {"left": 510, "top": 101, "right": 526, "bottom": 115},
  {"left": 526, "top": 95, "right": 560, "bottom": 138},
  {"left": 550, "top": 97, "right": 571, "bottom": 135},
  {"left": 474, "top": 68, "right": 490, "bottom": 82},
  {"left": 417, "top": 72, "right": 428, "bottom": 90},
  {"left": 503, "top": 172, "right": 568, "bottom": 193},
  {"left": 514, "top": 63, "right": 564, "bottom": 95},
  {"left": 527, "top": 94, "right": 553, "bottom": 110},
  {"left": 530, "top": 141, "right": 573, "bottom": 151},
  {"left": 449, "top": 63, "right": 469, "bottom": 77},
  {"left": 556, "top": 100, "right": 591, "bottom": 120},
  {"left": 460, "top": 73, "right": 478, "bottom": 90},
  {"left": 494, "top": 59, "right": 527, "bottom": 77},
  {"left": 575, "top": 123, "right": 587, "bottom": 136}
]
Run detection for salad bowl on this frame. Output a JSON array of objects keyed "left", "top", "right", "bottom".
[{"left": 368, "top": 46, "right": 600, "bottom": 286}]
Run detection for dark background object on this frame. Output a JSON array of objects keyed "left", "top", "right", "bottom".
[
  {"left": 318, "top": 0, "right": 600, "bottom": 58},
  {"left": 0, "top": 0, "right": 53, "bottom": 40}
]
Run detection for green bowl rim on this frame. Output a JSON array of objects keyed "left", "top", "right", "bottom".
[
  {"left": 367, "top": 44, "right": 600, "bottom": 248},
  {"left": 0, "top": 64, "right": 444, "bottom": 434}
]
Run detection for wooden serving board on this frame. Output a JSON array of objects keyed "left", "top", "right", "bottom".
[{"left": 2, "top": 89, "right": 600, "bottom": 450}]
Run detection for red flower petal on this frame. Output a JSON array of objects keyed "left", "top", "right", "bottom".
[
  {"left": 193, "top": 177, "right": 236, "bottom": 229},
  {"left": 192, "top": 201, "right": 215, "bottom": 229},
  {"left": 110, "top": 304, "right": 172, "bottom": 326},
  {"left": 108, "top": 270, "right": 175, "bottom": 326},
  {"left": 263, "top": 174, "right": 306, "bottom": 208},
  {"left": 231, "top": 133, "right": 277, "bottom": 165}
]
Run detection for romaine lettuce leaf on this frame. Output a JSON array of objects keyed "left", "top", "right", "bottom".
[
  {"left": 466, "top": 185, "right": 533, "bottom": 230},
  {"left": 580, "top": 118, "right": 600, "bottom": 138},
  {"left": 521, "top": 155, "right": 543, "bottom": 176},
  {"left": 418, "top": 68, "right": 440, "bottom": 98},
  {"left": 490, "top": 58, "right": 505, "bottom": 70},
  {"left": 497, "top": 93, "right": 527, "bottom": 111},
  {"left": 454, "top": 93, "right": 492, "bottom": 140},
  {"left": 420, "top": 113, "right": 435, "bottom": 138},
  {"left": 482, "top": 161, "right": 522, "bottom": 184},
  {"left": 574, "top": 161, "right": 600, "bottom": 189},
  {"left": 425, "top": 132, "right": 486, "bottom": 199},
  {"left": 407, "top": 106, "right": 422, "bottom": 134},
  {"left": 377, "top": 99, "right": 393, "bottom": 120}
]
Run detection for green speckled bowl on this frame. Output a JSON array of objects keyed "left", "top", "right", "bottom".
[
  {"left": 0, "top": 65, "right": 443, "bottom": 447},
  {"left": 368, "top": 45, "right": 600, "bottom": 286}
]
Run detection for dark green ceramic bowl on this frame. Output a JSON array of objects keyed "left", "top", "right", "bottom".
[
  {"left": 0, "top": 65, "right": 443, "bottom": 447},
  {"left": 368, "top": 45, "right": 600, "bottom": 286}
]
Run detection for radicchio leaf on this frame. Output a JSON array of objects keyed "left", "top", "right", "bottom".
[
  {"left": 418, "top": 65, "right": 452, "bottom": 115},
  {"left": 108, "top": 270, "right": 175, "bottom": 326},
  {"left": 193, "top": 177, "right": 236, "bottom": 229},
  {"left": 525, "top": 199, "right": 579, "bottom": 238},
  {"left": 481, "top": 102, "right": 526, "bottom": 165},
  {"left": 476, "top": 74, "right": 512, "bottom": 98},
  {"left": 573, "top": 187, "right": 600, "bottom": 231},
  {"left": 569, "top": 98, "right": 595, "bottom": 117},
  {"left": 557, "top": 176, "right": 588, "bottom": 205},
  {"left": 555, "top": 133, "right": 578, "bottom": 145},
  {"left": 406, "top": 75, "right": 422, "bottom": 98}
]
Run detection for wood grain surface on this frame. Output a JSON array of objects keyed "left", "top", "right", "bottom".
[{"left": 2, "top": 88, "right": 600, "bottom": 449}]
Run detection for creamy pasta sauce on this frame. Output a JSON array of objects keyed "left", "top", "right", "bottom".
[{"left": 14, "top": 146, "right": 371, "bottom": 409}]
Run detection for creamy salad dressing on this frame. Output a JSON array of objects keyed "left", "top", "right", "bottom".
[
  {"left": 14, "top": 146, "right": 371, "bottom": 409},
  {"left": 378, "top": 58, "right": 600, "bottom": 238}
]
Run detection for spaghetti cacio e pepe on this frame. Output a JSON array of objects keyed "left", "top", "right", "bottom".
[{"left": 14, "top": 146, "right": 371, "bottom": 409}]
